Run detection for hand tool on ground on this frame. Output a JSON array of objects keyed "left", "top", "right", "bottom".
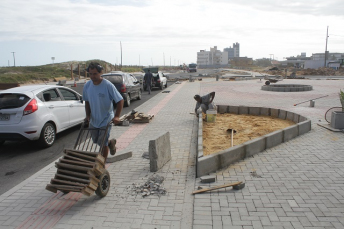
[
  {"left": 294, "top": 95, "right": 328, "bottom": 106},
  {"left": 192, "top": 181, "right": 245, "bottom": 194}
]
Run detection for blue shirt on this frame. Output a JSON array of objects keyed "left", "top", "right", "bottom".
[{"left": 83, "top": 78, "right": 123, "bottom": 128}]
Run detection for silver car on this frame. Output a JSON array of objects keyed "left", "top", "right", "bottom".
[{"left": 0, "top": 85, "right": 85, "bottom": 147}]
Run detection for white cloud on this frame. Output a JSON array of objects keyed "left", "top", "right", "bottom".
[{"left": 0, "top": 0, "right": 343, "bottom": 66}]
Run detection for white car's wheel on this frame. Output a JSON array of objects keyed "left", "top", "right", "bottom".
[{"left": 39, "top": 123, "right": 56, "bottom": 148}]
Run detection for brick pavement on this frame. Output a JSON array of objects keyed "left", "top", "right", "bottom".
[
  {"left": 193, "top": 79, "right": 344, "bottom": 229},
  {"left": 0, "top": 77, "right": 343, "bottom": 229}
]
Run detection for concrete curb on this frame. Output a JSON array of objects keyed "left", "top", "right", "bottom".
[{"left": 196, "top": 105, "right": 312, "bottom": 177}]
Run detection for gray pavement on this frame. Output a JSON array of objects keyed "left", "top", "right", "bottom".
[{"left": 0, "top": 77, "right": 344, "bottom": 229}]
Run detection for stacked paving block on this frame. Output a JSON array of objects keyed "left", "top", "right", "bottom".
[{"left": 46, "top": 148, "right": 105, "bottom": 196}]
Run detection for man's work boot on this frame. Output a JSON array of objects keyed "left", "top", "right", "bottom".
[{"left": 109, "top": 139, "right": 117, "bottom": 155}]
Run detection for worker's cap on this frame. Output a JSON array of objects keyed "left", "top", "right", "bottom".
[{"left": 194, "top": 94, "right": 201, "bottom": 100}]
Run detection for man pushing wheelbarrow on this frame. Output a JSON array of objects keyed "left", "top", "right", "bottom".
[
  {"left": 83, "top": 62, "right": 124, "bottom": 161},
  {"left": 45, "top": 62, "right": 124, "bottom": 198}
]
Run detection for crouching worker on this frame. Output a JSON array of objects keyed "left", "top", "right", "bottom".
[
  {"left": 83, "top": 62, "right": 124, "bottom": 161},
  {"left": 194, "top": 91, "right": 216, "bottom": 117}
]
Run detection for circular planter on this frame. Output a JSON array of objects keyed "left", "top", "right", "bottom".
[{"left": 261, "top": 84, "right": 313, "bottom": 92}]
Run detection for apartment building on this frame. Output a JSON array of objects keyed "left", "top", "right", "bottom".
[
  {"left": 197, "top": 46, "right": 228, "bottom": 67},
  {"left": 223, "top": 42, "right": 240, "bottom": 59}
]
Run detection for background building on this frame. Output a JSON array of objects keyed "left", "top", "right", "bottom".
[
  {"left": 223, "top": 42, "right": 240, "bottom": 60},
  {"left": 197, "top": 46, "right": 228, "bottom": 68},
  {"left": 305, "top": 52, "right": 344, "bottom": 69}
]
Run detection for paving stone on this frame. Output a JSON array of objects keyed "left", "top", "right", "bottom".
[{"left": 200, "top": 175, "right": 216, "bottom": 183}]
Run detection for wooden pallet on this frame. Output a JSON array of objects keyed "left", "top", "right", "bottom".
[
  {"left": 46, "top": 148, "right": 105, "bottom": 196},
  {"left": 132, "top": 113, "right": 154, "bottom": 123}
]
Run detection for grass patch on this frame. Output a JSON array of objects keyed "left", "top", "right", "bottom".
[{"left": 0, "top": 60, "right": 183, "bottom": 84}]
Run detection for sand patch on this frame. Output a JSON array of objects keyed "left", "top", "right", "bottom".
[{"left": 202, "top": 113, "right": 295, "bottom": 156}]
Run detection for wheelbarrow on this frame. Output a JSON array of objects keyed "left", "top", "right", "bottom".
[
  {"left": 45, "top": 121, "right": 113, "bottom": 198},
  {"left": 263, "top": 75, "right": 283, "bottom": 85}
]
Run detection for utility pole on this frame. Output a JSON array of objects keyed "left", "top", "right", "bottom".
[
  {"left": 163, "top": 52, "right": 165, "bottom": 66},
  {"left": 324, "top": 26, "right": 329, "bottom": 67},
  {"left": 120, "top": 41, "right": 122, "bottom": 69},
  {"left": 11, "top": 52, "right": 15, "bottom": 67}
]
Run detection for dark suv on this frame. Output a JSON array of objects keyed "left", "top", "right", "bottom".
[{"left": 102, "top": 71, "right": 142, "bottom": 107}]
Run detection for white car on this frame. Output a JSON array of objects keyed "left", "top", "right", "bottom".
[
  {"left": 143, "top": 71, "right": 168, "bottom": 91},
  {"left": 0, "top": 85, "right": 85, "bottom": 147}
]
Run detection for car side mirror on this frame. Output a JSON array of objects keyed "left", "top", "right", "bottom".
[{"left": 80, "top": 96, "right": 83, "bottom": 104}]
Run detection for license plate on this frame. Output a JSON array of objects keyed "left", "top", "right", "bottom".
[{"left": 0, "top": 114, "right": 10, "bottom": 121}]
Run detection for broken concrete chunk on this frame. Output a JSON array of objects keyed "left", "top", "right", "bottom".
[{"left": 200, "top": 175, "right": 216, "bottom": 183}]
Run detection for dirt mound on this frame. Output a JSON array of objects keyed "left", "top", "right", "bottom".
[{"left": 299, "top": 67, "right": 336, "bottom": 76}]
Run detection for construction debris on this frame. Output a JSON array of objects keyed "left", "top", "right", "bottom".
[
  {"left": 200, "top": 175, "right": 216, "bottom": 183},
  {"left": 131, "top": 174, "right": 166, "bottom": 197},
  {"left": 120, "top": 110, "right": 154, "bottom": 124},
  {"left": 261, "top": 67, "right": 344, "bottom": 77},
  {"left": 132, "top": 113, "right": 154, "bottom": 123},
  {"left": 250, "top": 170, "right": 262, "bottom": 178}
]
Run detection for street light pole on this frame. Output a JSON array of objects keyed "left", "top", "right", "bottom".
[
  {"left": 120, "top": 41, "right": 122, "bottom": 69},
  {"left": 11, "top": 52, "right": 15, "bottom": 67},
  {"left": 324, "top": 26, "right": 329, "bottom": 67}
]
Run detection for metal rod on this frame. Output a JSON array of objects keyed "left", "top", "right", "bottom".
[{"left": 294, "top": 95, "right": 329, "bottom": 106}]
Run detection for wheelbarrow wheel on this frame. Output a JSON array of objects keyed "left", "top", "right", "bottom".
[
  {"left": 95, "top": 169, "right": 110, "bottom": 198},
  {"left": 265, "top": 81, "right": 270, "bottom": 85}
]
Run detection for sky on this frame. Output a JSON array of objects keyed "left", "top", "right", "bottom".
[{"left": 1, "top": 0, "right": 344, "bottom": 67}]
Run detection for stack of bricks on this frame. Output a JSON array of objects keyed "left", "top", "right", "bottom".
[{"left": 45, "top": 148, "right": 105, "bottom": 196}]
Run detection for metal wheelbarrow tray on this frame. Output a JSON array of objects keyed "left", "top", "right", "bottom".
[{"left": 45, "top": 122, "right": 112, "bottom": 198}]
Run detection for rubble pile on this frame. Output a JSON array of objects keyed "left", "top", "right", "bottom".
[
  {"left": 268, "top": 70, "right": 284, "bottom": 75},
  {"left": 300, "top": 67, "right": 337, "bottom": 76},
  {"left": 260, "top": 67, "right": 344, "bottom": 77},
  {"left": 131, "top": 175, "right": 166, "bottom": 197}
]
